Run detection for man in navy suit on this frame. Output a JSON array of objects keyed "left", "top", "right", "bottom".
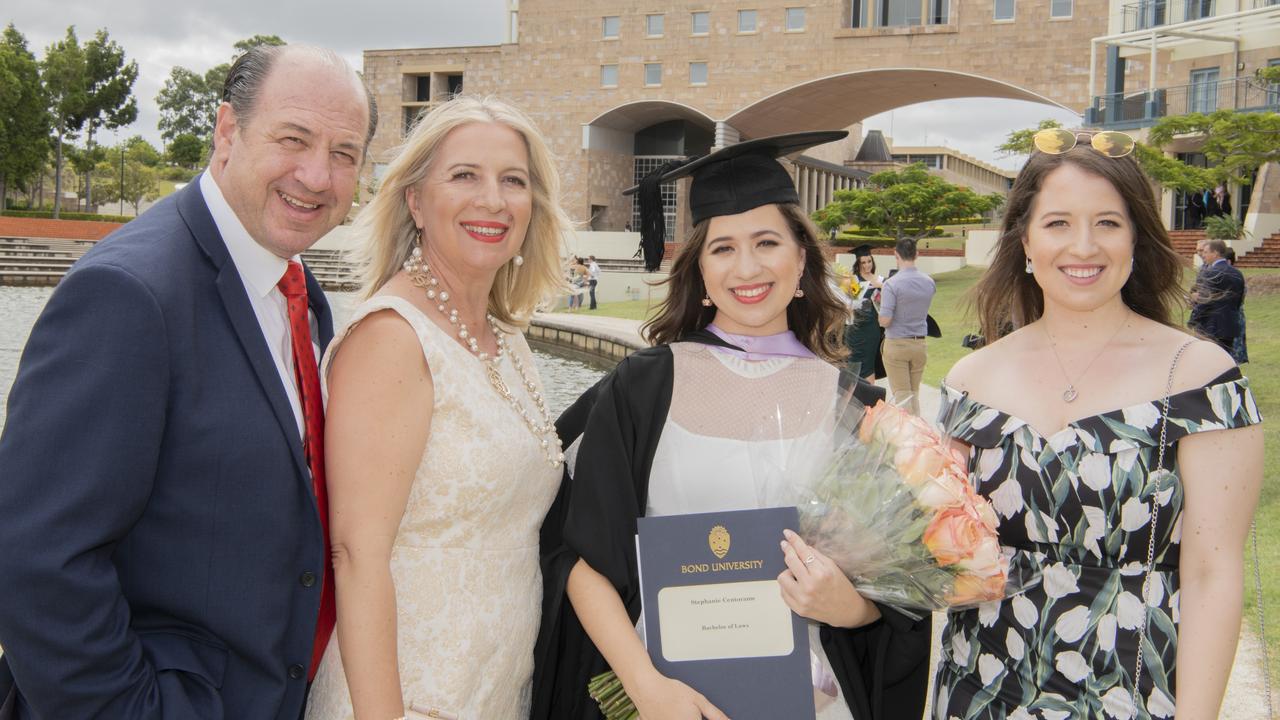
[
  {"left": 1190, "top": 238, "right": 1246, "bottom": 352},
  {"left": 0, "top": 44, "right": 375, "bottom": 718}
]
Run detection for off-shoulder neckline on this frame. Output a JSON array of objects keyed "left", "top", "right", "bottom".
[{"left": 940, "top": 367, "right": 1243, "bottom": 443}]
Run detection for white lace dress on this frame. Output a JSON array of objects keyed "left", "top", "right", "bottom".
[{"left": 305, "top": 296, "right": 562, "bottom": 720}]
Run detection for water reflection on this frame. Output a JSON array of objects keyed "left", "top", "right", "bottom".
[{"left": 0, "top": 287, "right": 608, "bottom": 432}]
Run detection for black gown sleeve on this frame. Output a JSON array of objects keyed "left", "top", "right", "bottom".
[
  {"left": 531, "top": 347, "right": 675, "bottom": 720},
  {"left": 821, "top": 604, "right": 932, "bottom": 720}
]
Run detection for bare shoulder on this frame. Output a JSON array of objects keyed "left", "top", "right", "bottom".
[
  {"left": 1131, "top": 319, "right": 1236, "bottom": 393},
  {"left": 942, "top": 329, "right": 1027, "bottom": 394},
  {"left": 328, "top": 303, "right": 432, "bottom": 391}
]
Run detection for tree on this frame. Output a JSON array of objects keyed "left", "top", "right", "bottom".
[
  {"left": 0, "top": 24, "right": 51, "bottom": 210},
  {"left": 166, "top": 132, "right": 204, "bottom": 167},
  {"left": 996, "top": 119, "right": 1064, "bottom": 157},
  {"left": 156, "top": 35, "right": 286, "bottom": 147},
  {"left": 94, "top": 137, "right": 160, "bottom": 214},
  {"left": 41, "top": 26, "right": 88, "bottom": 219},
  {"left": 1145, "top": 107, "right": 1280, "bottom": 188},
  {"left": 156, "top": 66, "right": 217, "bottom": 145},
  {"left": 814, "top": 163, "right": 1001, "bottom": 240},
  {"left": 232, "top": 34, "right": 286, "bottom": 57},
  {"left": 79, "top": 28, "right": 138, "bottom": 209}
]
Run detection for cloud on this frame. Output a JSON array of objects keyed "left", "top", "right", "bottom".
[{"left": 6, "top": 1, "right": 505, "bottom": 147}]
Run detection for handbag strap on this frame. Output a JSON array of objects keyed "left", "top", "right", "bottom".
[
  {"left": 1253, "top": 518, "right": 1275, "bottom": 717},
  {"left": 1132, "top": 339, "right": 1193, "bottom": 712}
]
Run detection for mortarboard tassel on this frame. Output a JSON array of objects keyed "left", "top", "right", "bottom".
[{"left": 636, "top": 158, "right": 691, "bottom": 272}]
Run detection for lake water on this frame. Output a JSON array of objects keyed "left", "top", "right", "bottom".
[{"left": 0, "top": 286, "right": 606, "bottom": 433}]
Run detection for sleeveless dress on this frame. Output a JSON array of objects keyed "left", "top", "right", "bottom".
[
  {"left": 645, "top": 342, "right": 855, "bottom": 719},
  {"left": 932, "top": 367, "right": 1261, "bottom": 720},
  {"left": 305, "top": 296, "right": 562, "bottom": 720}
]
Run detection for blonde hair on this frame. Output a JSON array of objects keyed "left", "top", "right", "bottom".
[{"left": 351, "top": 95, "right": 570, "bottom": 326}]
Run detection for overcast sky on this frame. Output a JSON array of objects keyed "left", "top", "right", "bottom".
[{"left": 6, "top": 1, "right": 1080, "bottom": 170}]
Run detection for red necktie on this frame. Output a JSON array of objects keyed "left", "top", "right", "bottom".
[{"left": 277, "top": 261, "right": 335, "bottom": 680}]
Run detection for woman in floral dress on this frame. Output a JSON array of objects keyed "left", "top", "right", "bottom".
[{"left": 933, "top": 130, "right": 1263, "bottom": 720}]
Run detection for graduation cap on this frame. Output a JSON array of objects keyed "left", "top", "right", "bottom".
[
  {"left": 851, "top": 243, "right": 873, "bottom": 258},
  {"left": 624, "top": 130, "right": 848, "bottom": 271}
]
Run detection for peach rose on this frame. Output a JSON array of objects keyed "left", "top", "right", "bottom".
[
  {"left": 923, "top": 503, "right": 998, "bottom": 567},
  {"left": 947, "top": 568, "right": 1008, "bottom": 605},
  {"left": 912, "top": 467, "right": 971, "bottom": 511},
  {"left": 858, "top": 401, "right": 919, "bottom": 446},
  {"left": 895, "top": 441, "right": 968, "bottom": 488}
]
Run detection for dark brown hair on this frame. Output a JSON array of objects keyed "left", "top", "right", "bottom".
[
  {"left": 856, "top": 253, "right": 878, "bottom": 279},
  {"left": 972, "top": 145, "right": 1187, "bottom": 342},
  {"left": 643, "top": 203, "right": 848, "bottom": 362}
]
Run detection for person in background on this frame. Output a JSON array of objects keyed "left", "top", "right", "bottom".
[
  {"left": 1190, "top": 238, "right": 1245, "bottom": 353},
  {"left": 843, "top": 244, "right": 885, "bottom": 382},
  {"left": 587, "top": 255, "right": 601, "bottom": 310},
  {"left": 1223, "top": 246, "right": 1248, "bottom": 364},
  {"left": 878, "top": 237, "right": 935, "bottom": 415}
]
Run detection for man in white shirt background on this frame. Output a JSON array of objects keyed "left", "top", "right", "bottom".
[{"left": 587, "top": 255, "right": 601, "bottom": 310}]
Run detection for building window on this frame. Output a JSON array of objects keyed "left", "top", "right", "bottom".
[
  {"left": 738, "top": 9, "right": 758, "bottom": 32},
  {"left": 879, "top": 0, "right": 922, "bottom": 26},
  {"left": 1185, "top": 0, "right": 1214, "bottom": 21},
  {"left": 786, "top": 7, "right": 807, "bottom": 30},
  {"left": 602, "top": 16, "right": 620, "bottom": 39},
  {"left": 1050, "top": 0, "right": 1072, "bottom": 17},
  {"left": 994, "top": 0, "right": 1014, "bottom": 19},
  {"left": 930, "top": 0, "right": 949, "bottom": 23},
  {"left": 644, "top": 63, "right": 662, "bottom": 86},
  {"left": 646, "top": 14, "right": 665, "bottom": 36},
  {"left": 1189, "top": 67, "right": 1219, "bottom": 113},
  {"left": 601, "top": 64, "right": 619, "bottom": 87},
  {"left": 690, "top": 62, "right": 708, "bottom": 85},
  {"left": 692, "top": 11, "right": 711, "bottom": 34},
  {"left": 851, "top": 0, "right": 869, "bottom": 27}
]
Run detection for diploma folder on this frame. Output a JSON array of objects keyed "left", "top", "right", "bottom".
[{"left": 637, "top": 506, "right": 815, "bottom": 719}]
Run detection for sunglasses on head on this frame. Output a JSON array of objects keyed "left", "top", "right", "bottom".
[{"left": 1032, "top": 128, "right": 1136, "bottom": 159}]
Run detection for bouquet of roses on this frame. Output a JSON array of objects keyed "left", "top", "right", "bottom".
[{"left": 768, "top": 398, "right": 1038, "bottom": 615}]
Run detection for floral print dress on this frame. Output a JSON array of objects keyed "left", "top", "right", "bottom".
[{"left": 932, "top": 367, "right": 1261, "bottom": 720}]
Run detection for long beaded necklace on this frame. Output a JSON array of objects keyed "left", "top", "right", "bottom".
[{"left": 402, "top": 246, "right": 564, "bottom": 468}]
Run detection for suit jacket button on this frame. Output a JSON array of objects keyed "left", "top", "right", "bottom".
[
  {"left": 288, "top": 663, "right": 305, "bottom": 680},
  {"left": 300, "top": 571, "right": 317, "bottom": 588}
]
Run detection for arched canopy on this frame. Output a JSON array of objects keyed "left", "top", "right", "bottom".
[
  {"left": 727, "top": 68, "right": 1074, "bottom": 139},
  {"left": 586, "top": 100, "right": 716, "bottom": 134}
]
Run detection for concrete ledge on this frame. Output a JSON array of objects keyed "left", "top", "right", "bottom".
[{"left": 527, "top": 312, "right": 646, "bottom": 366}]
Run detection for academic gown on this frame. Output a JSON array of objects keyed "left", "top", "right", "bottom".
[{"left": 531, "top": 330, "right": 931, "bottom": 720}]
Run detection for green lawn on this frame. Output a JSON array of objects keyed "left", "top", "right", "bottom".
[
  {"left": 567, "top": 299, "right": 662, "bottom": 322},
  {"left": 591, "top": 264, "right": 1280, "bottom": 682}
]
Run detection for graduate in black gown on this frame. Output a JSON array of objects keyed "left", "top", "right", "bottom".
[{"left": 532, "top": 132, "right": 931, "bottom": 720}]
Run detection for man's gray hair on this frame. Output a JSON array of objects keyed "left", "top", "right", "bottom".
[{"left": 220, "top": 45, "right": 379, "bottom": 153}]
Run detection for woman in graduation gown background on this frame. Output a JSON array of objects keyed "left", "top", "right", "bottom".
[{"left": 532, "top": 132, "right": 932, "bottom": 720}]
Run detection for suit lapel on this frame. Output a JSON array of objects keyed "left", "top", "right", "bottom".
[{"left": 177, "top": 180, "right": 310, "bottom": 478}]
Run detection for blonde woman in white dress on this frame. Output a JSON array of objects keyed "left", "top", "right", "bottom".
[{"left": 304, "top": 96, "right": 571, "bottom": 720}]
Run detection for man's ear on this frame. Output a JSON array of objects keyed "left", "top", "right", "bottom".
[{"left": 212, "top": 102, "right": 238, "bottom": 159}]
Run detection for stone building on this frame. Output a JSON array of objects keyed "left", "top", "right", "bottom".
[{"left": 362, "top": 0, "right": 1279, "bottom": 251}]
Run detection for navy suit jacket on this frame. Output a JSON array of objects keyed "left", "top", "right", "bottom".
[
  {"left": 1189, "top": 259, "right": 1245, "bottom": 341},
  {"left": 0, "top": 180, "right": 333, "bottom": 719}
]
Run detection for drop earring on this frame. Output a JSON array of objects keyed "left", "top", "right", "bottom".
[
  {"left": 1025, "top": 258, "right": 1034, "bottom": 274},
  {"left": 701, "top": 294, "right": 713, "bottom": 307}
]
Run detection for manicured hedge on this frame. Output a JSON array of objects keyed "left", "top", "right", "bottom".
[{"left": 1, "top": 210, "right": 132, "bottom": 223}]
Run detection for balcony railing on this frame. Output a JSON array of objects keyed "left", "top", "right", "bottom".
[
  {"left": 1088, "top": 76, "right": 1280, "bottom": 128},
  {"left": 1121, "top": 0, "right": 1278, "bottom": 31}
]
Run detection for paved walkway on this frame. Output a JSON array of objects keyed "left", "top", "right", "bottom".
[{"left": 537, "top": 311, "right": 1271, "bottom": 718}]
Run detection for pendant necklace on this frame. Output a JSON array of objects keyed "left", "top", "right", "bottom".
[
  {"left": 1042, "top": 312, "right": 1130, "bottom": 404},
  {"left": 403, "top": 246, "right": 564, "bottom": 467}
]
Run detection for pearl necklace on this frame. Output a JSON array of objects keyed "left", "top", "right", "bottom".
[{"left": 403, "top": 246, "right": 564, "bottom": 468}]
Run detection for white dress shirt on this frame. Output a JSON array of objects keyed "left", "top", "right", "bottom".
[{"left": 199, "top": 171, "right": 319, "bottom": 440}]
